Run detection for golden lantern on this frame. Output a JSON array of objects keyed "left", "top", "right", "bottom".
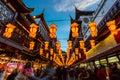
[
  {"left": 29, "top": 23, "right": 38, "bottom": 38},
  {"left": 46, "top": 53, "right": 49, "bottom": 58},
  {"left": 88, "top": 22, "right": 97, "bottom": 38},
  {"left": 75, "top": 48, "right": 79, "bottom": 55},
  {"left": 3, "top": 23, "right": 16, "bottom": 38},
  {"left": 39, "top": 48, "right": 43, "bottom": 55},
  {"left": 79, "top": 40, "right": 85, "bottom": 49},
  {"left": 83, "top": 48, "right": 86, "bottom": 54},
  {"left": 71, "top": 22, "right": 79, "bottom": 38},
  {"left": 68, "top": 40, "right": 72, "bottom": 49},
  {"left": 29, "top": 41, "right": 35, "bottom": 50},
  {"left": 49, "top": 23, "right": 57, "bottom": 39},
  {"left": 75, "top": 56, "right": 79, "bottom": 61},
  {"left": 90, "top": 40, "right": 95, "bottom": 48},
  {"left": 50, "top": 48, "right": 54, "bottom": 55},
  {"left": 44, "top": 41, "right": 49, "bottom": 50},
  {"left": 50, "top": 56, "right": 53, "bottom": 60},
  {"left": 106, "top": 20, "right": 117, "bottom": 34},
  {"left": 56, "top": 41, "right": 60, "bottom": 50}
]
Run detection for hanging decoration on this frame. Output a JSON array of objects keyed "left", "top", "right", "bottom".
[
  {"left": 29, "top": 23, "right": 38, "bottom": 38},
  {"left": 71, "top": 22, "right": 79, "bottom": 38},
  {"left": 49, "top": 23, "right": 57, "bottom": 39},
  {"left": 44, "top": 41, "right": 49, "bottom": 50},
  {"left": 29, "top": 41, "right": 35, "bottom": 50},
  {"left": 3, "top": 23, "right": 16, "bottom": 38},
  {"left": 106, "top": 20, "right": 118, "bottom": 34},
  {"left": 79, "top": 40, "right": 85, "bottom": 49},
  {"left": 88, "top": 22, "right": 97, "bottom": 38},
  {"left": 68, "top": 40, "right": 72, "bottom": 49}
]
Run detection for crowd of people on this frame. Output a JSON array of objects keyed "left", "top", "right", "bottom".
[{"left": 0, "top": 61, "right": 120, "bottom": 80}]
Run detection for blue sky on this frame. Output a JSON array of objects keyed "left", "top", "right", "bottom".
[{"left": 22, "top": 0, "right": 101, "bottom": 51}]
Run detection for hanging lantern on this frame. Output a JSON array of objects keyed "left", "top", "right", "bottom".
[
  {"left": 29, "top": 41, "right": 35, "bottom": 50},
  {"left": 106, "top": 20, "right": 117, "bottom": 34},
  {"left": 68, "top": 40, "right": 72, "bottom": 49},
  {"left": 56, "top": 41, "right": 60, "bottom": 50},
  {"left": 46, "top": 53, "right": 49, "bottom": 58},
  {"left": 39, "top": 48, "right": 43, "bottom": 55},
  {"left": 79, "top": 40, "right": 85, "bottom": 49},
  {"left": 3, "top": 23, "right": 16, "bottom": 38},
  {"left": 49, "top": 23, "right": 57, "bottom": 39},
  {"left": 50, "top": 56, "right": 53, "bottom": 60},
  {"left": 71, "top": 22, "right": 79, "bottom": 38},
  {"left": 75, "top": 48, "right": 79, "bottom": 55},
  {"left": 29, "top": 23, "right": 38, "bottom": 38},
  {"left": 44, "top": 41, "right": 49, "bottom": 50},
  {"left": 90, "top": 40, "right": 95, "bottom": 48},
  {"left": 75, "top": 56, "right": 79, "bottom": 61},
  {"left": 50, "top": 48, "right": 54, "bottom": 55},
  {"left": 83, "top": 48, "right": 86, "bottom": 54},
  {"left": 88, "top": 22, "right": 97, "bottom": 38}
]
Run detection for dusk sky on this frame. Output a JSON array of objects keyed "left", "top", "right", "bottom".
[{"left": 22, "top": 0, "right": 101, "bottom": 51}]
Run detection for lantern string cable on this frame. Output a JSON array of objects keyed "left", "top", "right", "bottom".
[{"left": 46, "top": 15, "right": 104, "bottom": 22}]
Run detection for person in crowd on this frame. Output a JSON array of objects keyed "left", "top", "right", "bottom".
[
  {"left": 0, "top": 67, "right": 6, "bottom": 80},
  {"left": 56, "top": 66, "right": 62, "bottom": 80},
  {"left": 68, "top": 68, "right": 75, "bottom": 80},
  {"left": 78, "top": 68, "right": 90, "bottom": 80},
  {"left": 6, "top": 69, "right": 18, "bottom": 80},
  {"left": 97, "top": 65, "right": 107, "bottom": 80},
  {"left": 28, "top": 61, "right": 56, "bottom": 80},
  {"left": 0, "top": 63, "right": 7, "bottom": 80},
  {"left": 109, "top": 63, "right": 120, "bottom": 80},
  {"left": 15, "top": 61, "right": 34, "bottom": 80}
]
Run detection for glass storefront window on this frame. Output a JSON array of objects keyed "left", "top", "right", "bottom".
[
  {"left": 100, "top": 59, "right": 107, "bottom": 65},
  {"left": 108, "top": 56, "right": 119, "bottom": 63}
]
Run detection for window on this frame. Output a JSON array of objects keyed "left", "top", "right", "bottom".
[
  {"left": 108, "top": 56, "right": 119, "bottom": 63},
  {"left": 116, "top": 2, "right": 120, "bottom": 9}
]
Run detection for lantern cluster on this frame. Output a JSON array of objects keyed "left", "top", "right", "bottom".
[
  {"left": 3, "top": 23, "right": 16, "bottom": 38},
  {"left": 71, "top": 22, "right": 79, "bottom": 38},
  {"left": 49, "top": 24, "right": 57, "bottom": 39},
  {"left": 29, "top": 23, "right": 38, "bottom": 38}
]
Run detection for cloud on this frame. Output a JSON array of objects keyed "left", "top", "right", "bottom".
[{"left": 54, "top": 0, "right": 101, "bottom": 12}]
